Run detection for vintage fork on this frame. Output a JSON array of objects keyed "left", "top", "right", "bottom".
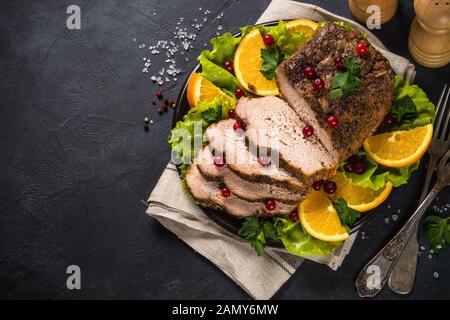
[
  {"left": 388, "top": 84, "right": 450, "bottom": 294},
  {"left": 355, "top": 150, "right": 450, "bottom": 297}
]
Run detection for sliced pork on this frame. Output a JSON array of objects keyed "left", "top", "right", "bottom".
[
  {"left": 236, "top": 96, "right": 337, "bottom": 181},
  {"left": 196, "top": 146, "right": 307, "bottom": 203},
  {"left": 204, "top": 119, "right": 307, "bottom": 192},
  {"left": 184, "top": 163, "right": 297, "bottom": 217}
]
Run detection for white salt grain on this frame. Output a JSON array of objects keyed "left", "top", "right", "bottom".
[
  {"left": 392, "top": 214, "right": 398, "bottom": 221},
  {"left": 434, "top": 272, "right": 439, "bottom": 278}
]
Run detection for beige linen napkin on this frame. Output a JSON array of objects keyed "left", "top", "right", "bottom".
[{"left": 147, "top": 0, "right": 416, "bottom": 300}]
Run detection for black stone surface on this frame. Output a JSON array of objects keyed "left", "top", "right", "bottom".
[{"left": 0, "top": 0, "right": 449, "bottom": 299}]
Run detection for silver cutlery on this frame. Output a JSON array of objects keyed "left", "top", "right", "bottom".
[
  {"left": 355, "top": 148, "right": 450, "bottom": 297},
  {"left": 388, "top": 84, "right": 450, "bottom": 294}
]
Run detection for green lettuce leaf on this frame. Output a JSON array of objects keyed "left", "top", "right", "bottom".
[
  {"left": 274, "top": 218, "right": 342, "bottom": 256},
  {"left": 168, "top": 98, "right": 233, "bottom": 164},
  {"left": 342, "top": 150, "right": 420, "bottom": 190},
  {"left": 392, "top": 76, "right": 435, "bottom": 130},
  {"left": 202, "top": 32, "right": 241, "bottom": 66},
  {"left": 258, "top": 20, "right": 310, "bottom": 56},
  {"left": 198, "top": 53, "right": 241, "bottom": 93}
]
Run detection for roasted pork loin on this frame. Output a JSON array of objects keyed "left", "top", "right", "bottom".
[{"left": 183, "top": 22, "right": 395, "bottom": 218}]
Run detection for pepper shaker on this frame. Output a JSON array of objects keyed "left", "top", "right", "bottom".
[
  {"left": 409, "top": 0, "right": 450, "bottom": 68},
  {"left": 348, "top": 0, "right": 398, "bottom": 25}
]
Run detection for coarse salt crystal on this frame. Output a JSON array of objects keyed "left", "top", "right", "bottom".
[{"left": 434, "top": 272, "right": 439, "bottom": 278}]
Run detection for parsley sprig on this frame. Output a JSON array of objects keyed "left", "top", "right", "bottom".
[
  {"left": 201, "top": 105, "right": 222, "bottom": 124},
  {"left": 260, "top": 46, "right": 285, "bottom": 80},
  {"left": 238, "top": 217, "right": 278, "bottom": 255},
  {"left": 333, "top": 197, "right": 361, "bottom": 227},
  {"left": 426, "top": 215, "right": 450, "bottom": 250},
  {"left": 328, "top": 58, "right": 362, "bottom": 100}
]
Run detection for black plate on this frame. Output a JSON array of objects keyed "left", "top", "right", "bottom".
[{"left": 172, "top": 20, "right": 366, "bottom": 248}]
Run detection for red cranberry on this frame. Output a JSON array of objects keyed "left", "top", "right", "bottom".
[
  {"left": 213, "top": 156, "right": 226, "bottom": 167},
  {"left": 303, "top": 66, "right": 316, "bottom": 79},
  {"left": 263, "top": 34, "right": 275, "bottom": 46},
  {"left": 312, "top": 78, "right": 325, "bottom": 91},
  {"left": 302, "top": 125, "right": 314, "bottom": 138},
  {"left": 289, "top": 212, "right": 299, "bottom": 222},
  {"left": 323, "top": 181, "right": 337, "bottom": 194},
  {"left": 168, "top": 98, "right": 175, "bottom": 106},
  {"left": 334, "top": 56, "right": 345, "bottom": 70},
  {"left": 356, "top": 41, "right": 369, "bottom": 56},
  {"left": 326, "top": 115, "right": 339, "bottom": 128},
  {"left": 264, "top": 199, "right": 276, "bottom": 211},
  {"left": 354, "top": 162, "right": 366, "bottom": 175},
  {"left": 344, "top": 162, "right": 354, "bottom": 173},
  {"left": 348, "top": 155, "right": 361, "bottom": 164},
  {"left": 383, "top": 114, "right": 396, "bottom": 126},
  {"left": 234, "top": 88, "right": 245, "bottom": 99},
  {"left": 220, "top": 187, "right": 231, "bottom": 197},
  {"left": 156, "top": 90, "right": 163, "bottom": 99},
  {"left": 224, "top": 60, "right": 234, "bottom": 73},
  {"left": 228, "top": 109, "right": 236, "bottom": 119},
  {"left": 233, "top": 121, "right": 243, "bottom": 131},
  {"left": 312, "top": 180, "right": 323, "bottom": 191},
  {"left": 162, "top": 103, "right": 168, "bottom": 112},
  {"left": 258, "top": 156, "right": 271, "bottom": 167}
]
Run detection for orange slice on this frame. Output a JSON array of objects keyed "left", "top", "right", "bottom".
[
  {"left": 299, "top": 190, "right": 349, "bottom": 242},
  {"left": 330, "top": 172, "right": 393, "bottom": 212},
  {"left": 233, "top": 29, "right": 279, "bottom": 96},
  {"left": 186, "top": 73, "right": 236, "bottom": 108},
  {"left": 363, "top": 124, "right": 433, "bottom": 168},
  {"left": 285, "top": 19, "right": 319, "bottom": 38}
]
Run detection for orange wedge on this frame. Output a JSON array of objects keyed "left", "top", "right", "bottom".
[
  {"left": 330, "top": 172, "right": 393, "bottom": 212},
  {"left": 363, "top": 124, "right": 433, "bottom": 168},
  {"left": 233, "top": 29, "right": 279, "bottom": 96},
  {"left": 285, "top": 19, "right": 319, "bottom": 38},
  {"left": 186, "top": 73, "right": 236, "bottom": 108},
  {"left": 299, "top": 190, "right": 349, "bottom": 242}
]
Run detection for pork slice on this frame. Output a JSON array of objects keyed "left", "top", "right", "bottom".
[
  {"left": 277, "top": 22, "right": 394, "bottom": 162},
  {"left": 196, "top": 146, "right": 306, "bottom": 202},
  {"left": 184, "top": 163, "right": 297, "bottom": 218},
  {"left": 236, "top": 96, "right": 337, "bottom": 181},
  {"left": 204, "top": 119, "right": 307, "bottom": 191}
]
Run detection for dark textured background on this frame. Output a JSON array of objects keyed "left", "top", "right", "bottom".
[{"left": 0, "top": 0, "right": 449, "bottom": 299}]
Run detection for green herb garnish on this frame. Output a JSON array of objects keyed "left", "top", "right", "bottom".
[
  {"left": 389, "top": 96, "right": 417, "bottom": 124},
  {"left": 238, "top": 217, "right": 278, "bottom": 256},
  {"left": 260, "top": 46, "right": 285, "bottom": 80},
  {"left": 426, "top": 215, "right": 450, "bottom": 250},
  {"left": 328, "top": 58, "right": 362, "bottom": 100},
  {"left": 201, "top": 105, "right": 222, "bottom": 124},
  {"left": 333, "top": 197, "right": 361, "bottom": 227}
]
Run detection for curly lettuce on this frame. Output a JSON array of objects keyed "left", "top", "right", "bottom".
[
  {"left": 258, "top": 20, "right": 310, "bottom": 56},
  {"left": 391, "top": 76, "right": 435, "bottom": 130},
  {"left": 168, "top": 98, "right": 233, "bottom": 164},
  {"left": 342, "top": 150, "right": 420, "bottom": 190},
  {"left": 274, "top": 218, "right": 342, "bottom": 256}
]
